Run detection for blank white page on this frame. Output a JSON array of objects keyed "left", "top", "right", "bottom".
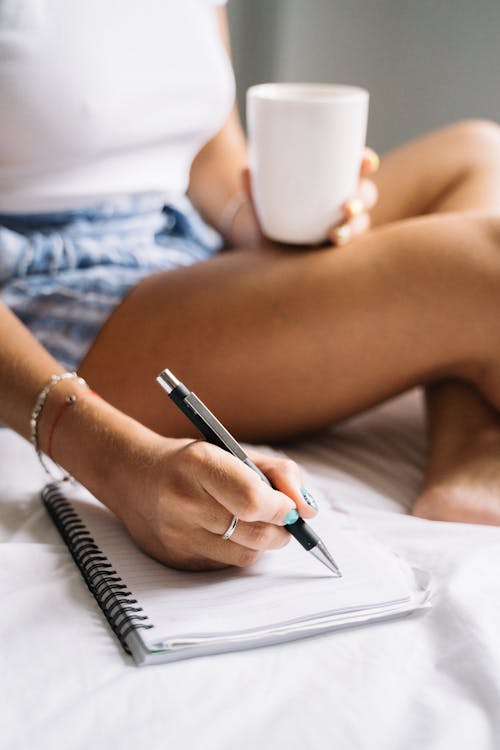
[{"left": 69, "top": 486, "right": 418, "bottom": 649}]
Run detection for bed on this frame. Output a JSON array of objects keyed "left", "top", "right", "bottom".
[{"left": 2, "top": 390, "right": 499, "bottom": 750}]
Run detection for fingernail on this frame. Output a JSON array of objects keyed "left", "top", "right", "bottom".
[
  {"left": 282, "top": 508, "right": 299, "bottom": 525},
  {"left": 364, "top": 148, "right": 380, "bottom": 172},
  {"left": 332, "top": 224, "right": 352, "bottom": 246},
  {"left": 300, "top": 487, "right": 319, "bottom": 511},
  {"left": 344, "top": 197, "right": 365, "bottom": 219}
]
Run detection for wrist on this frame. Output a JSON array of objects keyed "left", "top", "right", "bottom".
[
  {"left": 45, "top": 390, "right": 172, "bottom": 517},
  {"left": 32, "top": 373, "right": 89, "bottom": 480},
  {"left": 219, "top": 194, "right": 261, "bottom": 248}
]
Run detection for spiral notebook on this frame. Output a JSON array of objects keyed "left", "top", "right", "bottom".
[{"left": 42, "top": 482, "right": 430, "bottom": 666}]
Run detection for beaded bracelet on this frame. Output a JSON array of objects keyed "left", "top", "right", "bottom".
[{"left": 30, "top": 372, "right": 88, "bottom": 482}]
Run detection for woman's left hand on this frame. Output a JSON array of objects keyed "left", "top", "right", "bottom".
[
  {"left": 231, "top": 146, "right": 380, "bottom": 250},
  {"left": 328, "top": 147, "right": 380, "bottom": 247}
]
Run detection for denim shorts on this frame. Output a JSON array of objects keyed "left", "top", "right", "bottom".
[{"left": 0, "top": 194, "right": 222, "bottom": 371}]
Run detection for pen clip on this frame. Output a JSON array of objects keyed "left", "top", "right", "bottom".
[{"left": 185, "top": 393, "right": 249, "bottom": 462}]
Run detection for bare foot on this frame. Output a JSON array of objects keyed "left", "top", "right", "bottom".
[{"left": 413, "top": 428, "right": 500, "bottom": 525}]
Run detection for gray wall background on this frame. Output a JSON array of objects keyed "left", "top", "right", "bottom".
[{"left": 227, "top": 0, "right": 500, "bottom": 154}]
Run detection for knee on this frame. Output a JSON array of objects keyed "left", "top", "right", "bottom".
[{"left": 448, "top": 119, "right": 500, "bottom": 165}]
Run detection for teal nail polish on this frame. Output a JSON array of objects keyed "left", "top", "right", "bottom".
[
  {"left": 283, "top": 509, "right": 299, "bottom": 525},
  {"left": 301, "top": 487, "right": 319, "bottom": 511}
]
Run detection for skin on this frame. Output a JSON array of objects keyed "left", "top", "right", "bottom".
[
  {"left": 78, "top": 114, "right": 500, "bottom": 537},
  {"left": 2, "top": 8, "right": 500, "bottom": 572}
]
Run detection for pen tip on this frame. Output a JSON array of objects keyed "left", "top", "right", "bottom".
[{"left": 310, "top": 542, "right": 343, "bottom": 577}]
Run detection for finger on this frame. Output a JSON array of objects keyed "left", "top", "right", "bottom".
[
  {"left": 192, "top": 529, "right": 266, "bottom": 568},
  {"left": 348, "top": 212, "right": 371, "bottom": 238},
  {"left": 330, "top": 212, "right": 371, "bottom": 247},
  {"left": 329, "top": 222, "right": 352, "bottom": 247},
  {"left": 204, "top": 511, "right": 291, "bottom": 551},
  {"left": 247, "top": 452, "right": 319, "bottom": 519},
  {"left": 239, "top": 168, "right": 264, "bottom": 244},
  {"left": 358, "top": 178, "right": 378, "bottom": 211},
  {"left": 143, "top": 501, "right": 267, "bottom": 571},
  {"left": 343, "top": 180, "right": 378, "bottom": 222},
  {"left": 360, "top": 147, "right": 380, "bottom": 176},
  {"left": 136, "top": 526, "right": 231, "bottom": 572},
  {"left": 186, "top": 492, "right": 290, "bottom": 549},
  {"left": 195, "top": 443, "right": 298, "bottom": 525},
  {"left": 241, "top": 167, "right": 252, "bottom": 201}
]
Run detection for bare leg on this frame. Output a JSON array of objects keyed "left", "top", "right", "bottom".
[
  {"left": 79, "top": 121, "right": 500, "bottom": 524},
  {"left": 80, "top": 210, "right": 500, "bottom": 440},
  {"left": 414, "top": 380, "right": 500, "bottom": 523},
  {"left": 369, "top": 120, "right": 500, "bottom": 521},
  {"left": 371, "top": 120, "right": 500, "bottom": 226}
]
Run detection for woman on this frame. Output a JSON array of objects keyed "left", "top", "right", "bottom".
[{"left": 2, "top": 1, "right": 500, "bottom": 572}]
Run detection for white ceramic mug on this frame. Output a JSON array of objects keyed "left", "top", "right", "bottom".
[{"left": 246, "top": 83, "right": 369, "bottom": 245}]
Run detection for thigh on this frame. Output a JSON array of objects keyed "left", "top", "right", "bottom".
[
  {"left": 79, "top": 212, "right": 497, "bottom": 442},
  {"left": 371, "top": 119, "right": 499, "bottom": 226}
]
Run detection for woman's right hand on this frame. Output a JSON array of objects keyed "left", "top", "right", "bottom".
[
  {"left": 118, "top": 436, "right": 316, "bottom": 571},
  {"left": 235, "top": 147, "right": 379, "bottom": 250},
  {"left": 50, "top": 393, "right": 317, "bottom": 572},
  {"left": 0, "top": 299, "right": 317, "bottom": 573}
]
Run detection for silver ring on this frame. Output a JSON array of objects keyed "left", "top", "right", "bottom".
[{"left": 221, "top": 515, "right": 239, "bottom": 540}]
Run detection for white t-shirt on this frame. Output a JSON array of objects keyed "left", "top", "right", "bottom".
[{"left": 0, "top": 0, "right": 234, "bottom": 212}]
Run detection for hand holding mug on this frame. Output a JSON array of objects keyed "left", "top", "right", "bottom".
[
  {"left": 329, "top": 146, "right": 379, "bottom": 247},
  {"left": 229, "top": 146, "right": 379, "bottom": 250},
  {"left": 244, "top": 83, "right": 376, "bottom": 249}
]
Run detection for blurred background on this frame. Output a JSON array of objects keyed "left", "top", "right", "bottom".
[{"left": 227, "top": 0, "right": 500, "bottom": 154}]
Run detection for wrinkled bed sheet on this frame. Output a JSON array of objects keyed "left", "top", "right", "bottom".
[{"left": 1, "top": 390, "right": 499, "bottom": 750}]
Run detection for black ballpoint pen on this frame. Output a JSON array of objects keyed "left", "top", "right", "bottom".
[{"left": 156, "top": 368, "right": 342, "bottom": 577}]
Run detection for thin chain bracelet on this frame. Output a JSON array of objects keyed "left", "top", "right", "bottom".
[{"left": 30, "top": 372, "right": 88, "bottom": 482}]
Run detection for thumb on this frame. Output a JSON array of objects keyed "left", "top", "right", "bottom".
[
  {"left": 241, "top": 167, "right": 253, "bottom": 200},
  {"left": 248, "top": 453, "right": 319, "bottom": 520}
]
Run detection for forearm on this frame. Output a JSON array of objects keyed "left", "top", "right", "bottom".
[
  {"left": 0, "top": 300, "right": 167, "bottom": 516},
  {"left": 0, "top": 301, "right": 67, "bottom": 439},
  {"left": 47, "top": 385, "right": 167, "bottom": 520},
  {"left": 188, "top": 5, "right": 247, "bottom": 231},
  {"left": 187, "top": 6, "right": 259, "bottom": 248},
  {"left": 0, "top": 286, "right": 311, "bottom": 572},
  {"left": 187, "top": 106, "right": 251, "bottom": 241}
]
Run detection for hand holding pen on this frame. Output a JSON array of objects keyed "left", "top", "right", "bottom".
[{"left": 157, "top": 369, "right": 341, "bottom": 576}]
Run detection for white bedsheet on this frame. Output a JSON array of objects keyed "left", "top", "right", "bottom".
[{"left": 1, "top": 390, "right": 499, "bottom": 750}]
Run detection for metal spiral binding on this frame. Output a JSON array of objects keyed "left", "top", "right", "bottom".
[{"left": 42, "top": 483, "right": 154, "bottom": 655}]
